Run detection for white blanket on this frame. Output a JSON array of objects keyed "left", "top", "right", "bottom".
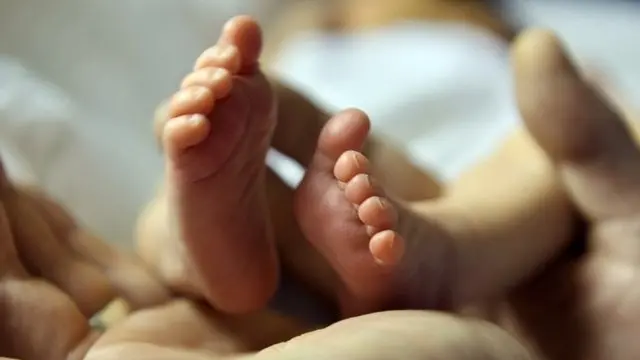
[{"left": 270, "top": 23, "right": 517, "bottom": 184}]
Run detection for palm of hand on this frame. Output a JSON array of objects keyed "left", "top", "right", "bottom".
[
  {"left": 501, "top": 26, "right": 640, "bottom": 360},
  {"left": 0, "top": 187, "right": 103, "bottom": 359},
  {"left": 509, "top": 217, "right": 640, "bottom": 360},
  {"left": 0, "top": 185, "right": 169, "bottom": 360},
  {"left": 582, "top": 219, "right": 640, "bottom": 359}
]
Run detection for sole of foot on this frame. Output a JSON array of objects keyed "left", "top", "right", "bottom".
[
  {"left": 293, "top": 109, "right": 413, "bottom": 317},
  {"left": 160, "top": 16, "right": 278, "bottom": 314}
]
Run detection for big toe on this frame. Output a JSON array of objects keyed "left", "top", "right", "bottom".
[
  {"left": 219, "top": 15, "right": 263, "bottom": 72},
  {"left": 514, "top": 29, "right": 640, "bottom": 219},
  {"left": 311, "top": 109, "right": 371, "bottom": 172},
  {"left": 193, "top": 15, "right": 263, "bottom": 75}
]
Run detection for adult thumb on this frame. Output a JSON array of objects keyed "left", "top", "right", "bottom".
[
  {"left": 254, "top": 311, "right": 533, "bottom": 360},
  {"left": 513, "top": 29, "right": 640, "bottom": 221}
]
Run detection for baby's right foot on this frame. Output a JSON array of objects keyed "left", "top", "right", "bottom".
[
  {"left": 160, "top": 16, "right": 278, "bottom": 313},
  {"left": 294, "top": 110, "right": 452, "bottom": 317}
]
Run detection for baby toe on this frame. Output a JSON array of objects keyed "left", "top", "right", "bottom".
[
  {"left": 168, "top": 86, "right": 215, "bottom": 118},
  {"left": 358, "top": 196, "right": 397, "bottom": 230},
  {"left": 334, "top": 150, "right": 370, "bottom": 183},
  {"left": 181, "top": 67, "right": 233, "bottom": 99}
]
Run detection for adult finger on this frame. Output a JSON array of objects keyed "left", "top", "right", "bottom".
[
  {"left": 19, "top": 187, "right": 171, "bottom": 309},
  {"left": 87, "top": 305, "right": 533, "bottom": 360},
  {"left": 514, "top": 29, "right": 640, "bottom": 220},
  {"left": 0, "top": 277, "right": 100, "bottom": 360},
  {"left": 256, "top": 311, "right": 533, "bottom": 360},
  {"left": 1, "top": 188, "right": 115, "bottom": 316},
  {"left": 0, "top": 201, "right": 27, "bottom": 278},
  {"left": 87, "top": 299, "right": 311, "bottom": 360}
]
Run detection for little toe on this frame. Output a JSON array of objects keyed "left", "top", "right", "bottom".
[
  {"left": 344, "top": 174, "right": 381, "bottom": 205},
  {"left": 334, "top": 151, "right": 370, "bottom": 183},
  {"left": 369, "top": 230, "right": 405, "bottom": 266},
  {"left": 181, "top": 68, "right": 233, "bottom": 99},
  {"left": 168, "top": 86, "right": 215, "bottom": 118},
  {"left": 162, "top": 114, "right": 210, "bottom": 156},
  {"left": 358, "top": 196, "right": 397, "bottom": 230}
]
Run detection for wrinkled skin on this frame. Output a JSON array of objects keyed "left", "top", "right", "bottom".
[
  {"left": 0, "top": 180, "right": 170, "bottom": 360},
  {"left": 501, "top": 29, "right": 640, "bottom": 360}
]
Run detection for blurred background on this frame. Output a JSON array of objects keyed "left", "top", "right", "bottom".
[{"left": 0, "top": 0, "right": 638, "bottom": 247}]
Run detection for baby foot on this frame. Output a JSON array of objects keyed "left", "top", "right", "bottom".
[
  {"left": 161, "top": 16, "right": 278, "bottom": 313},
  {"left": 294, "top": 110, "right": 450, "bottom": 317}
]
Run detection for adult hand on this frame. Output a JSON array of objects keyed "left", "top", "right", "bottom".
[
  {"left": 84, "top": 299, "right": 530, "bottom": 360},
  {"left": 0, "top": 169, "right": 169, "bottom": 360},
  {"left": 503, "top": 30, "right": 640, "bottom": 360}
]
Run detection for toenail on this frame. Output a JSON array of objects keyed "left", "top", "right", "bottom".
[
  {"left": 187, "top": 114, "right": 206, "bottom": 126},
  {"left": 211, "top": 67, "right": 229, "bottom": 80},
  {"left": 184, "top": 68, "right": 228, "bottom": 85},
  {"left": 178, "top": 86, "right": 209, "bottom": 100},
  {"left": 197, "top": 67, "right": 228, "bottom": 82},
  {"left": 365, "top": 174, "right": 379, "bottom": 190},
  {"left": 354, "top": 152, "right": 370, "bottom": 172},
  {"left": 223, "top": 17, "right": 237, "bottom": 33},
  {"left": 370, "top": 230, "right": 404, "bottom": 266},
  {"left": 206, "top": 45, "right": 237, "bottom": 61},
  {"left": 351, "top": 152, "right": 362, "bottom": 167}
]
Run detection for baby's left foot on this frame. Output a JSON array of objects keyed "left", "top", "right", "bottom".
[
  {"left": 159, "top": 16, "right": 279, "bottom": 313},
  {"left": 294, "top": 110, "right": 450, "bottom": 317}
]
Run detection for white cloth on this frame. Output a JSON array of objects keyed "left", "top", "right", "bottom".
[
  {"left": 269, "top": 0, "right": 640, "bottom": 186},
  {"left": 270, "top": 23, "right": 519, "bottom": 184},
  {"left": 509, "top": 0, "right": 640, "bottom": 105}
]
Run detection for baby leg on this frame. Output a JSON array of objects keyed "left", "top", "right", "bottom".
[{"left": 142, "top": 16, "right": 278, "bottom": 314}]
